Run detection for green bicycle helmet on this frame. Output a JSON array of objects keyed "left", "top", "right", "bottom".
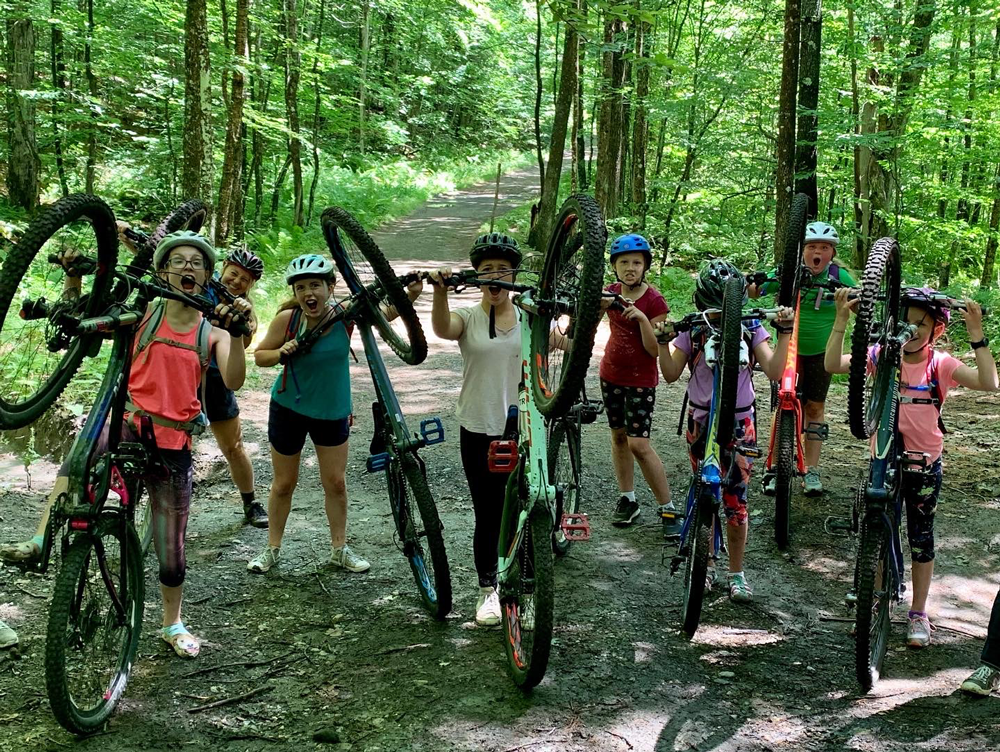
[
  {"left": 285, "top": 254, "right": 335, "bottom": 285},
  {"left": 694, "top": 260, "right": 747, "bottom": 311},
  {"left": 154, "top": 230, "right": 217, "bottom": 270},
  {"left": 470, "top": 232, "right": 522, "bottom": 270}
]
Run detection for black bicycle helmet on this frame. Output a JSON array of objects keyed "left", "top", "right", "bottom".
[
  {"left": 901, "top": 286, "right": 951, "bottom": 324},
  {"left": 694, "top": 260, "right": 747, "bottom": 311},
  {"left": 225, "top": 246, "right": 265, "bottom": 279},
  {"left": 470, "top": 232, "right": 522, "bottom": 270}
]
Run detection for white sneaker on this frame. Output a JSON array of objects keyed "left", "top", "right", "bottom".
[
  {"left": 330, "top": 545, "right": 370, "bottom": 573},
  {"left": 907, "top": 613, "right": 932, "bottom": 648},
  {"left": 0, "top": 620, "right": 17, "bottom": 649},
  {"left": 521, "top": 595, "right": 535, "bottom": 632},
  {"left": 247, "top": 546, "right": 280, "bottom": 573},
  {"left": 475, "top": 586, "right": 501, "bottom": 626}
]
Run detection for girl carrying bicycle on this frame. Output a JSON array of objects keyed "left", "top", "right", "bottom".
[
  {"left": 749, "top": 221, "right": 857, "bottom": 496},
  {"left": 658, "top": 261, "right": 792, "bottom": 602},
  {"left": 599, "top": 234, "right": 674, "bottom": 531},
  {"left": 826, "top": 286, "right": 997, "bottom": 648},
  {"left": 428, "top": 233, "right": 522, "bottom": 627},
  {"left": 202, "top": 246, "right": 268, "bottom": 528},
  {"left": 2, "top": 230, "right": 251, "bottom": 659},
  {"left": 248, "top": 254, "right": 422, "bottom": 576}
]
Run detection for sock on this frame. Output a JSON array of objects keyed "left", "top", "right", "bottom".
[
  {"left": 658, "top": 501, "right": 677, "bottom": 512},
  {"left": 241, "top": 491, "right": 255, "bottom": 505},
  {"left": 162, "top": 622, "right": 189, "bottom": 638},
  {"left": 621, "top": 490, "right": 636, "bottom": 502},
  {"left": 908, "top": 610, "right": 927, "bottom": 619},
  {"left": 729, "top": 570, "right": 744, "bottom": 579},
  {"left": 30, "top": 534, "right": 44, "bottom": 549}
]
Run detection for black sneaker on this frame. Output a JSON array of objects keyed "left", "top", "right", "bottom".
[
  {"left": 244, "top": 502, "right": 269, "bottom": 529},
  {"left": 611, "top": 496, "right": 641, "bottom": 527}
]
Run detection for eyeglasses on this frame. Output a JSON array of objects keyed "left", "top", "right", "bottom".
[{"left": 167, "top": 256, "right": 207, "bottom": 270}]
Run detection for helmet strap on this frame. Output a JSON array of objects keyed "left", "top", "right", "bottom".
[
  {"left": 614, "top": 269, "right": 646, "bottom": 293},
  {"left": 489, "top": 303, "right": 497, "bottom": 339}
]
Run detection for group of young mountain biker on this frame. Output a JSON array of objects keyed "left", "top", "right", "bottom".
[{"left": 0, "top": 216, "right": 997, "bottom": 697}]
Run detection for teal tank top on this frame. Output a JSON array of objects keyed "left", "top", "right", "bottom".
[{"left": 271, "top": 313, "right": 352, "bottom": 420}]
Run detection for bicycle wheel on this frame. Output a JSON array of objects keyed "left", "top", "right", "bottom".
[
  {"left": 320, "top": 207, "right": 427, "bottom": 365},
  {"left": 547, "top": 418, "right": 581, "bottom": 557},
  {"left": 715, "top": 275, "right": 744, "bottom": 449},
  {"left": 395, "top": 453, "right": 452, "bottom": 619},
  {"left": 778, "top": 193, "right": 808, "bottom": 308},
  {"left": 848, "top": 237, "right": 901, "bottom": 440},
  {"left": 128, "top": 199, "right": 208, "bottom": 277},
  {"left": 681, "top": 482, "right": 712, "bottom": 638},
  {"left": 500, "top": 499, "right": 554, "bottom": 689},
  {"left": 0, "top": 195, "right": 118, "bottom": 429},
  {"left": 45, "top": 516, "right": 144, "bottom": 734},
  {"left": 854, "top": 516, "right": 893, "bottom": 692},
  {"left": 773, "top": 410, "right": 796, "bottom": 549},
  {"left": 530, "top": 194, "right": 606, "bottom": 419}
]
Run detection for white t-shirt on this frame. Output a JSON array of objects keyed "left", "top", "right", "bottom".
[{"left": 455, "top": 303, "right": 521, "bottom": 436}]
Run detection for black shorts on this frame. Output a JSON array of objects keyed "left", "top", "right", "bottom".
[
  {"left": 796, "top": 353, "right": 833, "bottom": 405},
  {"left": 201, "top": 367, "right": 240, "bottom": 423},
  {"left": 268, "top": 399, "right": 350, "bottom": 456},
  {"left": 600, "top": 378, "right": 656, "bottom": 439}
]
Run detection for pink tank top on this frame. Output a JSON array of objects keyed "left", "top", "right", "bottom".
[{"left": 128, "top": 316, "right": 205, "bottom": 450}]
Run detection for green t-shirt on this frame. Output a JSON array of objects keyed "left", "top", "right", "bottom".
[{"left": 759, "top": 264, "right": 858, "bottom": 356}]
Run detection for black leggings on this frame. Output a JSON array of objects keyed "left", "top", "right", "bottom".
[
  {"left": 460, "top": 428, "right": 505, "bottom": 588},
  {"left": 983, "top": 586, "right": 1000, "bottom": 669}
]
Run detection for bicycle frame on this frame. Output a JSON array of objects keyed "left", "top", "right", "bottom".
[{"left": 764, "top": 288, "right": 807, "bottom": 477}]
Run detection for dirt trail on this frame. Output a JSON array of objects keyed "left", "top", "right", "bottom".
[{"left": 2, "top": 168, "right": 1000, "bottom": 751}]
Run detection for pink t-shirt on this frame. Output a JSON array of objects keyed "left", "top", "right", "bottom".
[
  {"left": 868, "top": 347, "right": 962, "bottom": 462},
  {"left": 127, "top": 317, "right": 206, "bottom": 450},
  {"left": 673, "top": 322, "right": 770, "bottom": 425},
  {"left": 599, "top": 282, "right": 670, "bottom": 388}
]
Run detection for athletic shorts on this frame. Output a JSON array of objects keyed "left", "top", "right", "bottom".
[
  {"left": 201, "top": 367, "right": 240, "bottom": 423},
  {"left": 601, "top": 378, "right": 656, "bottom": 438},
  {"left": 796, "top": 352, "right": 833, "bottom": 405},
  {"left": 268, "top": 399, "right": 350, "bottom": 456}
]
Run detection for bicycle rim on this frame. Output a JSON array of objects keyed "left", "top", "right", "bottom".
[
  {"left": 854, "top": 518, "right": 893, "bottom": 692},
  {"left": 774, "top": 410, "right": 796, "bottom": 549},
  {"left": 501, "top": 505, "right": 554, "bottom": 689},
  {"left": 45, "top": 517, "right": 144, "bottom": 734},
  {"left": 399, "top": 453, "right": 452, "bottom": 619},
  {"left": 530, "top": 195, "right": 606, "bottom": 419},
  {"left": 848, "top": 237, "right": 901, "bottom": 440},
  {"left": 0, "top": 195, "right": 118, "bottom": 428},
  {"left": 548, "top": 419, "right": 581, "bottom": 557},
  {"left": 681, "top": 489, "right": 711, "bottom": 638},
  {"left": 778, "top": 194, "right": 808, "bottom": 308},
  {"left": 320, "top": 206, "right": 427, "bottom": 365}
]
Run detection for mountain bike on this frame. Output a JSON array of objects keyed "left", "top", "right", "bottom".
[
  {"left": 662, "top": 281, "right": 785, "bottom": 637},
  {"left": 320, "top": 207, "right": 451, "bottom": 619},
  {"left": 0, "top": 194, "right": 249, "bottom": 734},
  {"left": 847, "top": 237, "right": 989, "bottom": 691},
  {"left": 474, "top": 195, "right": 606, "bottom": 689}
]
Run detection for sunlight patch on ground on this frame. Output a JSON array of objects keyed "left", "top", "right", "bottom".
[
  {"left": 799, "top": 553, "right": 853, "bottom": 579},
  {"left": 931, "top": 572, "right": 998, "bottom": 634},
  {"left": 689, "top": 625, "right": 786, "bottom": 648},
  {"left": 849, "top": 666, "right": 971, "bottom": 718},
  {"left": 597, "top": 540, "right": 644, "bottom": 564}
]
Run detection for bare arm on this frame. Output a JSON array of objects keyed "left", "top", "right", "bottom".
[
  {"left": 212, "top": 328, "right": 246, "bottom": 391},
  {"left": 824, "top": 287, "right": 855, "bottom": 375},
  {"left": 254, "top": 310, "right": 296, "bottom": 368},
  {"left": 951, "top": 300, "right": 998, "bottom": 391},
  {"left": 429, "top": 268, "right": 465, "bottom": 340},
  {"left": 658, "top": 341, "right": 690, "bottom": 383}
]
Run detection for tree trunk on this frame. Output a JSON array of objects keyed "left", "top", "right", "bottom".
[
  {"left": 359, "top": 0, "right": 370, "bottom": 155},
  {"left": 534, "top": 4, "right": 579, "bottom": 249},
  {"left": 183, "top": 0, "right": 213, "bottom": 205},
  {"left": 51, "top": 0, "right": 69, "bottom": 198},
  {"left": 4, "top": 3, "right": 39, "bottom": 211},
  {"left": 982, "top": 165, "right": 1000, "bottom": 286},
  {"left": 285, "top": 0, "right": 303, "bottom": 226},
  {"left": 216, "top": 0, "right": 250, "bottom": 245},
  {"left": 793, "top": 0, "right": 821, "bottom": 218},
  {"left": 595, "top": 16, "right": 625, "bottom": 218},
  {"left": 166, "top": 72, "right": 178, "bottom": 202},
  {"left": 574, "top": 0, "right": 588, "bottom": 191},
  {"left": 631, "top": 13, "right": 650, "bottom": 227},
  {"left": 773, "top": 0, "right": 801, "bottom": 262},
  {"left": 270, "top": 150, "right": 293, "bottom": 223},
  {"left": 534, "top": 0, "right": 545, "bottom": 190},
  {"left": 307, "top": 0, "right": 326, "bottom": 226},
  {"left": 83, "top": 0, "right": 99, "bottom": 194}
]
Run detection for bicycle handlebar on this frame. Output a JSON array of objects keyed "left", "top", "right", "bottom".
[{"left": 654, "top": 306, "right": 788, "bottom": 342}]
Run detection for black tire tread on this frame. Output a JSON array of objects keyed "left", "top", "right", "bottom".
[
  {"left": 548, "top": 419, "right": 581, "bottom": 557},
  {"left": 682, "top": 491, "right": 712, "bottom": 638},
  {"left": 774, "top": 410, "right": 796, "bottom": 549},
  {"left": 716, "top": 276, "right": 744, "bottom": 448},
  {"left": 129, "top": 199, "right": 207, "bottom": 277},
  {"left": 505, "top": 506, "right": 555, "bottom": 689},
  {"left": 778, "top": 194, "right": 808, "bottom": 308},
  {"left": 854, "top": 518, "right": 891, "bottom": 692},
  {"left": 400, "top": 453, "right": 452, "bottom": 619},
  {"left": 321, "top": 206, "right": 428, "bottom": 365}
]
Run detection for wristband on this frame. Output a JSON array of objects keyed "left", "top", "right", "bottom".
[
  {"left": 971, "top": 337, "right": 989, "bottom": 350},
  {"left": 773, "top": 325, "right": 793, "bottom": 334},
  {"left": 831, "top": 327, "right": 846, "bottom": 334}
]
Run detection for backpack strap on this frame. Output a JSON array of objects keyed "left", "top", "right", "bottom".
[{"left": 899, "top": 349, "right": 947, "bottom": 434}]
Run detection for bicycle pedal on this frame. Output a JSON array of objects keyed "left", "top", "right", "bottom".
[
  {"left": 823, "top": 515, "right": 854, "bottom": 536},
  {"left": 419, "top": 417, "right": 445, "bottom": 446},
  {"left": 736, "top": 445, "right": 762, "bottom": 459},
  {"left": 366, "top": 452, "right": 391, "bottom": 473},
  {"left": 560, "top": 513, "right": 591, "bottom": 542},
  {"left": 804, "top": 422, "right": 829, "bottom": 441},
  {"left": 487, "top": 440, "right": 517, "bottom": 473}
]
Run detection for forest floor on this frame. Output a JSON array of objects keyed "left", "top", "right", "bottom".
[{"left": 2, "top": 166, "right": 1000, "bottom": 751}]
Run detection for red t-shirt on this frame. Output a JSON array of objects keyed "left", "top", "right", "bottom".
[{"left": 599, "top": 282, "right": 670, "bottom": 388}]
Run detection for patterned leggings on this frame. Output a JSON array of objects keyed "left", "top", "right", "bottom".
[
  {"left": 60, "top": 421, "right": 193, "bottom": 587},
  {"left": 686, "top": 413, "right": 756, "bottom": 527}
]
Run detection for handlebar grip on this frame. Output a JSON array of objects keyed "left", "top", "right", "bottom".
[{"left": 47, "top": 252, "right": 97, "bottom": 275}]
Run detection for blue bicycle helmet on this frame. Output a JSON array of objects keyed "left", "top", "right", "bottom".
[{"left": 609, "top": 233, "right": 652, "bottom": 268}]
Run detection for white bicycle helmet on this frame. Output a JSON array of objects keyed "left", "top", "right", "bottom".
[
  {"left": 804, "top": 221, "right": 839, "bottom": 246},
  {"left": 285, "top": 254, "right": 335, "bottom": 284}
]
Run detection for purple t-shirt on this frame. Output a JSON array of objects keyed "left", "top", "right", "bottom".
[{"left": 673, "top": 322, "right": 770, "bottom": 425}]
